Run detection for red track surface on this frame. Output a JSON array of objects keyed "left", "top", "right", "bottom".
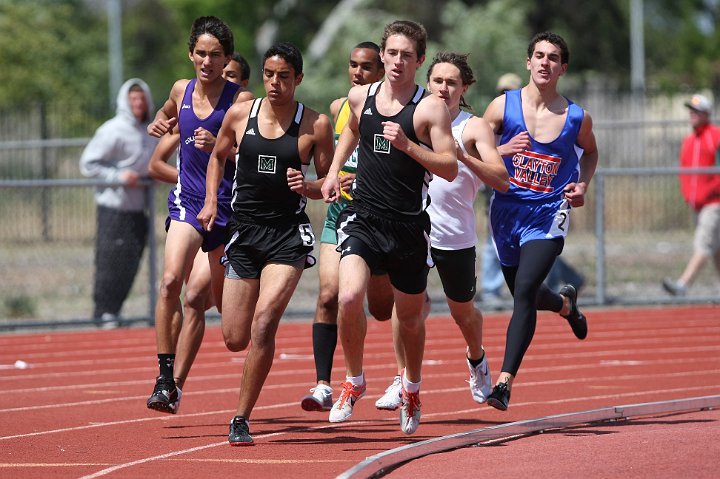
[{"left": 1, "top": 304, "right": 718, "bottom": 478}]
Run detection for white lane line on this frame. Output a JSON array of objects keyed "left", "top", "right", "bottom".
[
  {"left": 3, "top": 375, "right": 719, "bottom": 441},
  {"left": 1, "top": 321, "right": 717, "bottom": 364},
  {"left": 0, "top": 463, "right": 115, "bottom": 468},
  {"left": 1, "top": 356, "right": 719, "bottom": 413},
  {"left": 75, "top": 421, "right": 372, "bottom": 479},
  {"left": 0, "top": 345, "right": 720, "bottom": 395},
  {"left": 52, "top": 385, "right": 720, "bottom": 478},
  {"left": 2, "top": 341, "right": 719, "bottom": 390},
  {"left": 77, "top": 441, "right": 229, "bottom": 479}
]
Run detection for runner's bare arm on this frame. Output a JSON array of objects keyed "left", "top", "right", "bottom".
[
  {"left": 321, "top": 86, "right": 364, "bottom": 202},
  {"left": 148, "top": 132, "right": 180, "bottom": 184},
  {"left": 147, "top": 80, "right": 187, "bottom": 137},
  {"left": 197, "top": 104, "right": 245, "bottom": 230},
  {"left": 460, "top": 116, "right": 510, "bottom": 192},
  {"left": 564, "top": 112, "right": 598, "bottom": 207},
  {"left": 395, "top": 94, "right": 456, "bottom": 181}
]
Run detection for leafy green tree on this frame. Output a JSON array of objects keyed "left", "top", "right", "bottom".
[
  {"left": 0, "top": 0, "right": 107, "bottom": 111},
  {"left": 524, "top": 0, "right": 630, "bottom": 86},
  {"left": 0, "top": 0, "right": 197, "bottom": 134},
  {"left": 2, "top": 0, "right": 719, "bottom": 137},
  {"left": 300, "top": 0, "right": 528, "bottom": 113},
  {"left": 438, "top": 0, "right": 530, "bottom": 109},
  {"left": 521, "top": 0, "right": 720, "bottom": 92},
  {"left": 643, "top": 0, "right": 720, "bottom": 91},
  {"left": 157, "top": 0, "right": 271, "bottom": 88},
  {"left": 157, "top": 0, "right": 342, "bottom": 98},
  {"left": 123, "top": 0, "right": 185, "bottom": 97}
]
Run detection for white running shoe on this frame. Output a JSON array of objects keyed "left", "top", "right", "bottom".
[
  {"left": 329, "top": 380, "right": 366, "bottom": 423},
  {"left": 300, "top": 384, "right": 333, "bottom": 411},
  {"left": 375, "top": 375, "right": 402, "bottom": 411},
  {"left": 400, "top": 384, "right": 421, "bottom": 435},
  {"left": 467, "top": 348, "right": 492, "bottom": 404}
]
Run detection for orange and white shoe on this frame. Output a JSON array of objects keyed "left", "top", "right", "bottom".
[
  {"left": 329, "top": 380, "right": 366, "bottom": 423},
  {"left": 400, "top": 377, "right": 421, "bottom": 434}
]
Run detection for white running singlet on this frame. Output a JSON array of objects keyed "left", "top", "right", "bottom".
[{"left": 427, "top": 110, "right": 483, "bottom": 250}]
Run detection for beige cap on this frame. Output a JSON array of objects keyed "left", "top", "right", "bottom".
[
  {"left": 496, "top": 73, "right": 522, "bottom": 93},
  {"left": 684, "top": 93, "right": 712, "bottom": 114}
]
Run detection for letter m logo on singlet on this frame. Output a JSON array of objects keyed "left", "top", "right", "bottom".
[
  {"left": 258, "top": 155, "right": 277, "bottom": 174},
  {"left": 373, "top": 134, "right": 391, "bottom": 154}
]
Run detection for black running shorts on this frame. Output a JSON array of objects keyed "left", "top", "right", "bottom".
[
  {"left": 225, "top": 215, "right": 316, "bottom": 279},
  {"left": 431, "top": 246, "right": 477, "bottom": 303},
  {"left": 336, "top": 203, "right": 431, "bottom": 294}
]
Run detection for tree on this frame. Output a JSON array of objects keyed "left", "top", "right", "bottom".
[
  {"left": 0, "top": 1, "right": 107, "bottom": 109},
  {"left": 522, "top": 0, "right": 720, "bottom": 92},
  {"left": 438, "top": 0, "right": 530, "bottom": 108}
]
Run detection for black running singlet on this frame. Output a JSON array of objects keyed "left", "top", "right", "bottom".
[
  {"left": 231, "top": 98, "right": 307, "bottom": 221},
  {"left": 354, "top": 82, "right": 431, "bottom": 217}
]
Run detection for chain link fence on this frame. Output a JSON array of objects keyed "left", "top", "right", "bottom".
[{"left": 1, "top": 93, "right": 719, "bottom": 330}]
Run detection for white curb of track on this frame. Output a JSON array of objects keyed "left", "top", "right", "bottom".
[{"left": 337, "top": 395, "right": 720, "bottom": 479}]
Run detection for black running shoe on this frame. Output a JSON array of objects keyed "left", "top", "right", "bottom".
[
  {"left": 146, "top": 375, "right": 181, "bottom": 414},
  {"left": 559, "top": 284, "right": 587, "bottom": 340},
  {"left": 487, "top": 382, "right": 511, "bottom": 411},
  {"left": 662, "top": 278, "right": 687, "bottom": 296},
  {"left": 229, "top": 416, "right": 254, "bottom": 446}
]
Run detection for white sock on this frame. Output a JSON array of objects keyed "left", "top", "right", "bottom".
[
  {"left": 347, "top": 372, "right": 364, "bottom": 386},
  {"left": 402, "top": 374, "right": 421, "bottom": 393}
]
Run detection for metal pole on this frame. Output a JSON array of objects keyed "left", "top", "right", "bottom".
[
  {"left": 630, "top": 0, "right": 646, "bottom": 163},
  {"left": 107, "top": 0, "right": 123, "bottom": 110},
  {"left": 147, "top": 182, "right": 157, "bottom": 326},
  {"left": 40, "top": 102, "right": 51, "bottom": 241},
  {"left": 630, "top": 0, "right": 645, "bottom": 93},
  {"left": 595, "top": 173, "right": 606, "bottom": 305}
]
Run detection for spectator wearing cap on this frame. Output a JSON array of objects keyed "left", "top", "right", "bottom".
[
  {"left": 496, "top": 73, "right": 522, "bottom": 93},
  {"left": 663, "top": 93, "right": 720, "bottom": 296}
]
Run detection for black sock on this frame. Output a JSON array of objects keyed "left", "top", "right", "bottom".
[
  {"left": 468, "top": 351, "right": 485, "bottom": 368},
  {"left": 158, "top": 354, "right": 175, "bottom": 379},
  {"left": 312, "top": 323, "right": 337, "bottom": 383}
]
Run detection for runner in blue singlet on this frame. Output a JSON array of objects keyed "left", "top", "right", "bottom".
[{"left": 482, "top": 31, "right": 600, "bottom": 412}]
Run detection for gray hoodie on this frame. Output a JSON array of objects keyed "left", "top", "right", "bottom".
[{"left": 80, "top": 78, "right": 159, "bottom": 211}]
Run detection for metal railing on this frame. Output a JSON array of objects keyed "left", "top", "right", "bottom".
[
  {"left": 0, "top": 178, "right": 158, "bottom": 329},
  {"left": 2, "top": 166, "right": 719, "bottom": 331},
  {"left": 593, "top": 166, "right": 720, "bottom": 306}
]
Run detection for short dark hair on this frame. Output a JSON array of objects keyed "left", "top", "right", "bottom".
[
  {"left": 231, "top": 52, "right": 251, "bottom": 82},
  {"left": 354, "top": 41, "right": 382, "bottom": 69},
  {"left": 188, "top": 16, "right": 234, "bottom": 56},
  {"left": 381, "top": 20, "right": 427, "bottom": 59},
  {"left": 263, "top": 42, "right": 303, "bottom": 76},
  {"left": 527, "top": 31, "right": 569, "bottom": 65}
]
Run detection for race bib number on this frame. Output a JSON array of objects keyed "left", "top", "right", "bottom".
[
  {"left": 345, "top": 147, "right": 359, "bottom": 169},
  {"left": 298, "top": 223, "right": 316, "bottom": 247},
  {"left": 547, "top": 200, "right": 571, "bottom": 238}
]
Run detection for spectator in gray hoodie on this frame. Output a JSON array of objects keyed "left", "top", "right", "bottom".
[{"left": 80, "top": 78, "right": 158, "bottom": 327}]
